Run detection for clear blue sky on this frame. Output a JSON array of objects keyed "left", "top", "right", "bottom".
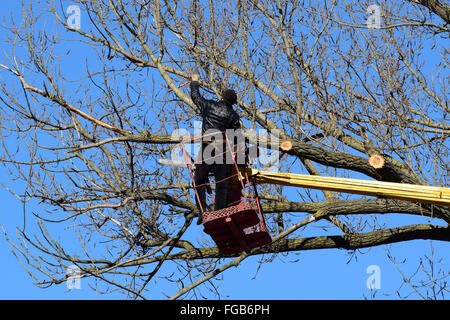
[{"left": 0, "top": 1, "right": 448, "bottom": 300}]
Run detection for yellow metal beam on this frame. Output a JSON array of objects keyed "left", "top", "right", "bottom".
[{"left": 246, "top": 168, "right": 450, "bottom": 206}]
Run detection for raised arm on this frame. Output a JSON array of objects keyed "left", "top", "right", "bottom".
[{"left": 190, "top": 72, "right": 209, "bottom": 116}]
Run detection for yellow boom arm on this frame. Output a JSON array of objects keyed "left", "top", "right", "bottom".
[{"left": 246, "top": 168, "right": 450, "bottom": 206}]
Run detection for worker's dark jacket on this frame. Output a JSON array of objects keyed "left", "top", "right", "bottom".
[{"left": 190, "top": 81, "right": 241, "bottom": 134}]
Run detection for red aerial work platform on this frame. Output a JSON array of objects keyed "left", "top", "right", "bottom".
[{"left": 181, "top": 132, "right": 272, "bottom": 254}]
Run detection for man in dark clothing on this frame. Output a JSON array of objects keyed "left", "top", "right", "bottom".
[{"left": 190, "top": 73, "right": 241, "bottom": 224}]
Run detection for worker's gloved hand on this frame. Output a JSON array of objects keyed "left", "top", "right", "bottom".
[{"left": 192, "top": 68, "right": 199, "bottom": 82}]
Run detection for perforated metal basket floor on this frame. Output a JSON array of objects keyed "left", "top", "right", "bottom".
[{"left": 203, "top": 200, "right": 272, "bottom": 254}]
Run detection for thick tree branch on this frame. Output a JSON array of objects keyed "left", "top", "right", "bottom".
[
  {"left": 408, "top": 0, "right": 450, "bottom": 24},
  {"left": 148, "top": 224, "right": 450, "bottom": 262}
]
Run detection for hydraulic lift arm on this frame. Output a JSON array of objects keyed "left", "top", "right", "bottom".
[{"left": 246, "top": 168, "right": 450, "bottom": 207}]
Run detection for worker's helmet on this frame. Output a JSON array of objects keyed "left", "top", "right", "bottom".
[{"left": 222, "top": 89, "right": 237, "bottom": 106}]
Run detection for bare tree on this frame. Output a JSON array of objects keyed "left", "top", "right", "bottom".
[{"left": 0, "top": 0, "right": 448, "bottom": 299}]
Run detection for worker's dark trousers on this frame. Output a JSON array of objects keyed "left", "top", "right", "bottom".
[{"left": 194, "top": 159, "right": 230, "bottom": 212}]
